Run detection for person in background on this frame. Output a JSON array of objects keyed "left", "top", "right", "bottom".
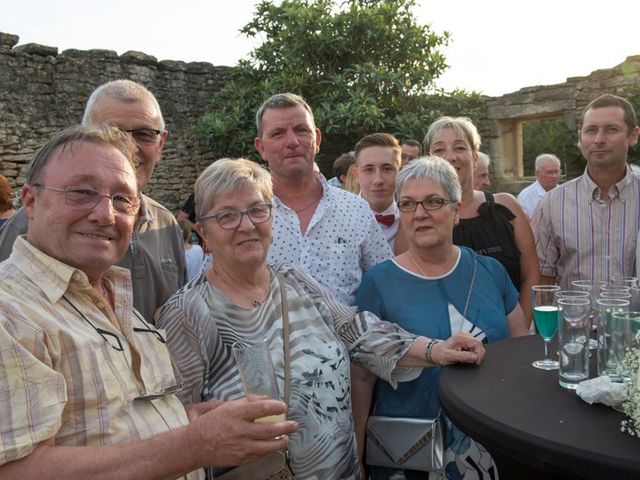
[
  {"left": 179, "top": 219, "right": 204, "bottom": 281},
  {"left": 0, "top": 80, "right": 186, "bottom": 323},
  {"left": 353, "top": 133, "right": 408, "bottom": 254},
  {"left": 327, "top": 151, "right": 356, "bottom": 188},
  {"left": 533, "top": 94, "right": 640, "bottom": 289},
  {"left": 424, "top": 116, "right": 539, "bottom": 326},
  {"left": 254, "top": 92, "right": 392, "bottom": 306},
  {"left": 517, "top": 153, "right": 562, "bottom": 217},
  {"left": 177, "top": 191, "right": 203, "bottom": 246},
  {"left": 400, "top": 139, "right": 422, "bottom": 167},
  {"left": 343, "top": 164, "right": 360, "bottom": 194},
  {"left": 354, "top": 156, "right": 528, "bottom": 479},
  {"left": 0, "top": 124, "right": 297, "bottom": 479},
  {"left": 473, "top": 151, "right": 492, "bottom": 191},
  {"left": 177, "top": 192, "right": 197, "bottom": 234},
  {"left": 156, "top": 157, "right": 485, "bottom": 479},
  {"left": 0, "top": 175, "right": 16, "bottom": 229}
]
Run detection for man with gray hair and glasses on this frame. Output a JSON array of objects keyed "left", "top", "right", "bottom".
[
  {"left": 517, "top": 153, "right": 562, "bottom": 217},
  {"left": 0, "top": 80, "right": 185, "bottom": 322},
  {"left": 0, "top": 124, "right": 297, "bottom": 478}
]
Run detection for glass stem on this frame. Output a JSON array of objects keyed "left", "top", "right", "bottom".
[{"left": 544, "top": 339, "right": 551, "bottom": 362}]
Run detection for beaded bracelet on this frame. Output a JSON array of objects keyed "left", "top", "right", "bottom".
[{"left": 425, "top": 339, "right": 442, "bottom": 366}]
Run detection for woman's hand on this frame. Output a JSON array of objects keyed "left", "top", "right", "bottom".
[{"left": 431, "top": 332, "right": 485, "bottom": 366}]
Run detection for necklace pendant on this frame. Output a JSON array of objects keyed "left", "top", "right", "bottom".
[{"left": 252, "top": 299, "right": 262, "bottom": 308}]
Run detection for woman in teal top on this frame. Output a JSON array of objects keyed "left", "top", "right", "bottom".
[{"left": 354, "top": 156, "right": 528, "bottom": 479}]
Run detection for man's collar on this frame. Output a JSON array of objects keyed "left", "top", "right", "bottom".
[
  {"left": 581, "top": 165, "right": 633, "bottom": 202},
  {"left": 273, "top": 173, "right": 329, "bottom": 207},
  {"left": 358, "top": 192, "right": 397, "bottom": 215},
  {"left": 10, "top": 236, "right": 128, "bottom": 304},
  {"left": 137, "top": 193, "right": 154, "bottom": 224},
  {"left": 532, "top": 180, "right": 547, "bottom": 195},
  {"left": 378, "top": 201, "right": 398, "bottom": 216}
]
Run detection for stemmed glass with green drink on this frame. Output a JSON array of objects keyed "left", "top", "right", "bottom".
[{"left": 532, "top": 285, "right": 561, "bottom": 370}]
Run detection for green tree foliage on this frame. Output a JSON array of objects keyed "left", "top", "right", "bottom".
[
  {"left": 523, "top": 119, "right": 583, "bottom": 179},
  {"left": 195, "top": 0, "right": 483, "bottom": 172}
]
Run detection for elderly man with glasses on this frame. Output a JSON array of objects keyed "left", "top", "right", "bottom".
[
  {"left": 517, "top": 153, "right": 562, "bottom": 218},
  {"left": 0, "top": 80, "right": 185, "bottom": 323},
  {"left": 0, "top": 125, "right": 297, "bottom": 479}
]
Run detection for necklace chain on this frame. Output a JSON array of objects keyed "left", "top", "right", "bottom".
[
  {"left": 216, "top": 270, "right": 266, "bottom": 307},
  {"left": 409, "top": 252, "right": 428, "bottom": 277}
]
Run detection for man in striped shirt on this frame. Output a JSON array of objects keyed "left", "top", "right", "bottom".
[
  {"left": 0, "top": 125, "right": 296, "bottom": 478},
  {"left": 532, "top": 94, "right": 640, "bottom": 289}
]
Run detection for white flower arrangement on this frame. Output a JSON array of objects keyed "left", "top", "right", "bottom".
[{"left": 621, "top": 335, "right": 640, "bottom": 437}]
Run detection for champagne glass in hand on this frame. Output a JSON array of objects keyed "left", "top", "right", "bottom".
[
  {"left": 532, "top": 285, "right": 561, "bottom": 370},
  {"left": 232, "top": 338, "right": 285, "bottom": 424}
]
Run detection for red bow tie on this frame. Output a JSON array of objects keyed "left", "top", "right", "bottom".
[{"left": 375, "top": 214, "right": 395, "bottom": 227}]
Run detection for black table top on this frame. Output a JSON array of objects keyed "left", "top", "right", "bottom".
[{"left": 439, "top": 335, "right": 640, "bottom": 479}]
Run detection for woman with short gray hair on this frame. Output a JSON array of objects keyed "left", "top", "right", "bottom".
[{"left": 355, "top": 156, "right": 528, "bottom": 479}]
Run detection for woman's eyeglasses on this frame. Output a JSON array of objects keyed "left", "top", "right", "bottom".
[
  {"left": 397, "top": 197, "right": 455, "bottom": 212},
  {"left": 199, "top": 204, "right": 273, "bottom": 230}
]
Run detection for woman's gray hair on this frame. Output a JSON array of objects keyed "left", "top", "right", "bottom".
[
  {"left": 423, "top": 116, "right": 481, "bottom": 153},
  {"left": 396, "top": 156, "right": 462, "bottom": 203},
  {"left": 194, "top": 158, "right": 273, "bottom": 220}
]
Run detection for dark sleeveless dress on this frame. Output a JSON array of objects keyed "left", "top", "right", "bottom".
[{"left": 453, "top": 191, "right": 521, "bottom": 289}]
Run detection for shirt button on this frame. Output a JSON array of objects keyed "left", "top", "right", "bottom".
[{"left": 73, "top": 272, "right": 82, "bottom": 280}]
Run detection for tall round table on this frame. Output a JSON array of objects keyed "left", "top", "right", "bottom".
[{"left": 438, "top": 335, "right": 640, "bottom": 479}]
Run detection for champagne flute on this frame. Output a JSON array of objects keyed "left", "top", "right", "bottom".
[
  {"left": 532, "top": 285, "right": 561, "bottom": 370},
  {"left": 232, "top": 338, "right": 285, "bottom": 423}
]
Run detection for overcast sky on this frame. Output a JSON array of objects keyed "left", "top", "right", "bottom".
[{"left": 2, "top": 0, "right": 638, "bottom": 96}]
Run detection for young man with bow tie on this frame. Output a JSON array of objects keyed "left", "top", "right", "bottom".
[{"left": 353, "top": 133, "right": 408, "bottom": 254}]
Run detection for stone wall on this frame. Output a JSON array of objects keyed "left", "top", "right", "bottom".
[{"left": 0, "top": 32, "right": 233, "bottom": 211}]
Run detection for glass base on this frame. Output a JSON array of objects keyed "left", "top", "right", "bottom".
[
  {"left": 559, "top": 380, "right": 579, "bottom": 390},
  {"left": 588, "top": 339, "right": 598, "bottom": 350},
  {"left": 532, "top": 359, "right": 559, "bottom": 370}
]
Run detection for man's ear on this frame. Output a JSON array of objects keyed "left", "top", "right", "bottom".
[
  {"left": 158, "top": 130, "right": 168, "bottom": 152},
  {"left": 255, "top": 136, "right": 265, "bottom": 159},
  {"left": 315, "top": 128, "right": 322, "bottom": 153},
  {"left": 629, "top": 126, "right": 640, "bottom": 147},
  {"left": 21, "top": 184, "right": 37, "bottom": 220}
]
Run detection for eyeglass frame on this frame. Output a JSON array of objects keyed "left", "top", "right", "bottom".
[
  {"left": 119, "top": 127, "right": 163, "bottom": 145},
  {"left": 397, "top": 197, "right": 456, "bottom": 213},
  {"left": 62, "top": 295, "right": 184, "bottom": 399},
  {"left": 199, "top": 203, "right": 273, "bottom": 230},
  {"left": 32, "top": 184, "right": 141, "bottom": 216}
]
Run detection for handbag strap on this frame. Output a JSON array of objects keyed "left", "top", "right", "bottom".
[
  {"left": 275, "top": 273, "right": 291, "bottom": 404},
  {"left": 462, "top": 254, "right": 478, "bottom": 318}
]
